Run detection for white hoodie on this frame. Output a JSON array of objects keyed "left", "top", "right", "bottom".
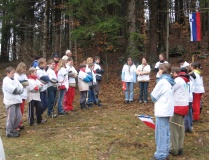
[{"left": 2, "top": 76, "right": 23, "bottom": 107}]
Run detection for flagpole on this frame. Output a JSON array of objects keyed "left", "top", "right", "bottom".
[
  {"left": 169, "top": 121, "right": 184, "bottom": 128},
  {"left": 135, "top": 114, "right": 184, "bottom": 128}
]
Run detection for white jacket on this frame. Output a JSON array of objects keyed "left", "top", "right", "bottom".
[
  {"left": 47, "top": 68, "right": 57, "bottom": 88},
  {"left": 36, "top": 67, "right": 48, "bottom": 92},
  {"left": 121, "top": 64, "right": 136, "bottom": 82},
  {"left": 94, "top": 63, "right": 102, "bottom": 77},
  {"left": 173, "top": 77, "right": 189, "bottom": 106},
  {"left": 85, "top": 65, "right": 96, "bottom": 86},
  {"left": 14, "top": 73, "right": 28, "bottom": 99},
  {"left": 136, "top": 64, "right": 151, "bottom": 82},
  {"left": 78, "top": 70, "right": 90, "bottom": 91},
  {"left": 27, "top": 79, "right": 42, "bottom": 102},
  {"left": 66, "top": 64, "right": 78, "bottom": 85},
  {"left": 193, "top": 72, "right": 205, "bottom": 93},
  {"left": 2, "top": 76, "right": 23, "bottom": 107},
  {"left": 151, "top": 79, "right": 174, "bottom": 117},
  {"left": 57, "top": 67, "right": 69, "bottom": 90}
]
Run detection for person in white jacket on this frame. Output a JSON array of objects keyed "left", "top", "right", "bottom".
[
  {"left": 150, "top": 63, "right": 175, "bottom": 160},
  {"left": 57, "top": 58, "right": 69, "bottom": 115},
  {"left": 2, "top": 67, "right": 23, "bottom": 137},
  {"left": 191, "top": 62, "right": 205, "bottom": 121},
  {"left": 170, "top": 67, "right": 190, "bottom": 156},
  {"left": 47, "top": 59, "right": 58, "bottom": 118},
  {"left": 121, "top": 57, "right": 136, "bottom": 103},
  {"left": 136, "top": 57, "right": 151, "bottom": 104},
  {"left": 27, "top": 67, "right": 44, "bottom": 126},
  {"left": 64, "top": 57, "right": 78, "bottom": 111},
  {"left": 36, "top": 58, "right": 50, "bottom": 115},
  {"left": 94, "top": 56, "right": 104, "bottom": 105},
  {"left": 154, "top": 53, "right": 169, "bottom": 79},
  {"left": 14, "top": 62, "right": 28, "bottom": 130}
]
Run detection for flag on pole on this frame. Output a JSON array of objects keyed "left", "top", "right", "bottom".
[
  {"left": 137, "top": 115, "right": 155, "bottom": 129},
  {"left": 189, "top": 12, "right": 201, "bottom": 41}
]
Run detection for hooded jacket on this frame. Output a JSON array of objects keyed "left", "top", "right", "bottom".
[
  {"left": 151, "top": 74, "right": 175, "bottom": 117},
  {"left": 173, "top": 72, "right": 190, "bottom": 116}
]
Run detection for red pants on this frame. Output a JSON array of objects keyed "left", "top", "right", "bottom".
[
  {"left": 64, "top": 87, "right": 75, "bottom": 111},
  {"left": 19, "top": 99, "right": 25, "bottom": 126},
  {"left": 192, "top": 93, "right": 202, "bottom": 121}
]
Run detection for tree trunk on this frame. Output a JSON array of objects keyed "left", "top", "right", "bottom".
[
  {"left": 42, "top": 0, "right": 50, "bottom": 58},
  {"left": 149, "top": 0, "right": 158, "bottom": 61},
  {"left": 127, "top": 0, "right": 137, "bottom": 59},
  {"left": 54, "top": 0, "right": 62, "bottom": 54},
  {"left": 158, "top": 0, "right": 166, "bottom": 52},
  {"left": 0, "top": 14, "right": 10, "bottom": 62}
]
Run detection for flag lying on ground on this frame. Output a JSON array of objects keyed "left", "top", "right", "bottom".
[
  {"left": 137, "top": 115, "right": 155, "bottom": 129},
  {"left": 189, "top": 12, "right": 201, "bottom": 41}
]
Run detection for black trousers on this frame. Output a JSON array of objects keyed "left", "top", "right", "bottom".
[{"left": 28, "top": 100, "right": 42, "bottom": 125}]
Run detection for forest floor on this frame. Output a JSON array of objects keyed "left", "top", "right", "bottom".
[{"left": 0, "top": 53, "right": 209, "bottom": 160}]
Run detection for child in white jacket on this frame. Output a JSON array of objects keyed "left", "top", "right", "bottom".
[
  {"left": 14, "top": 62, "right": 28, "bottom": 130},
  {"left": 64, "top": 57, "right": 78, "bottom": 111},
  {"left": 2, "top": 67, "right": 23, "bottom": 137},
  {"left": 150, "top": 63, "right": 175, "bottom": 160},
  {"left": 27, "top": 67, "right": 43, "bottom": 126}
]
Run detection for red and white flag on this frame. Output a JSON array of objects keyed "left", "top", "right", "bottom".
[{"left": 137, "top": 115, "right": 155, "bottom": 129}]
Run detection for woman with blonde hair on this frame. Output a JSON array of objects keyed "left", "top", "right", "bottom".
[
  {"left": 57, "top": 58, "right": 69, "bottom": 115},
  {"left": 14, "top": 62, "right": 28, "bottom": 130}
]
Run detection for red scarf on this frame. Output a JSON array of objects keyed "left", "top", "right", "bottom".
[
  {"left": 28, "top": 75, "right": 38, "bottom": 80},
  {"left": 80, "top": 68, "right": 86, "bottom": 72}
]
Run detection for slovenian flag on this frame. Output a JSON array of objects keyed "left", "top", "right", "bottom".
[
  {"left": 189, "top": 12, "right": 201, "bottom": 41},
  {"left": 137, "top": 115, "right": 155, "bottom": 129}
]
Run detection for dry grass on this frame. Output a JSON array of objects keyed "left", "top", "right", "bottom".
[{"left": 0, "top": 58, "right": 209, "bottom": 160}]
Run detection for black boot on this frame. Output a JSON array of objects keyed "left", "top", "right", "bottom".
[
  {"left": 96, "top": 95, "right": 102, "bottom": 103},
  {"left": 80, "top": 103, "right": 85, "bottom": 109},
  {"left": 87, "top": 102, "right": 93, "bottom": 108}
]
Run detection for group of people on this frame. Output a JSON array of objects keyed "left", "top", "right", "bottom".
[
  {"left": 121, "top": 53, "right": 204, "bottom": 160},
  {"left": 1, "top": 50, "right": 205, "bottom": 159},
  {"left": 2, "top": 50, "right": 104, "bottom": 138}
]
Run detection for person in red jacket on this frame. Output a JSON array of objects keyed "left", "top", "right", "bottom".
[{"left": 170, "top": 67, "right": 190, "bottom": 156}]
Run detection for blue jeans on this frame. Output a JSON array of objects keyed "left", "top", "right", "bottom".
[
  {"left": 87, "top": 87, "right": 97, "bottom": 104},
  {"left": 47, "top": 86, "right": 57, "bottom": 115},
  {"left": 57, "top": 89, "right": 66, "bottom": 113},
  {"left": 125, "top": 82, "right": 134, "bottom": 101},
  {"left": 154, "top": 117, "right": 170, "bottom": 160},
  {"left": 184, "top": 102, "right": 193, "bottom": 131},
  {"left": 40, "top": 91, "right": 48, "bottom": 114},
  {"left": 139, "top": 82, "right": 149, "bottom": 102}
]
